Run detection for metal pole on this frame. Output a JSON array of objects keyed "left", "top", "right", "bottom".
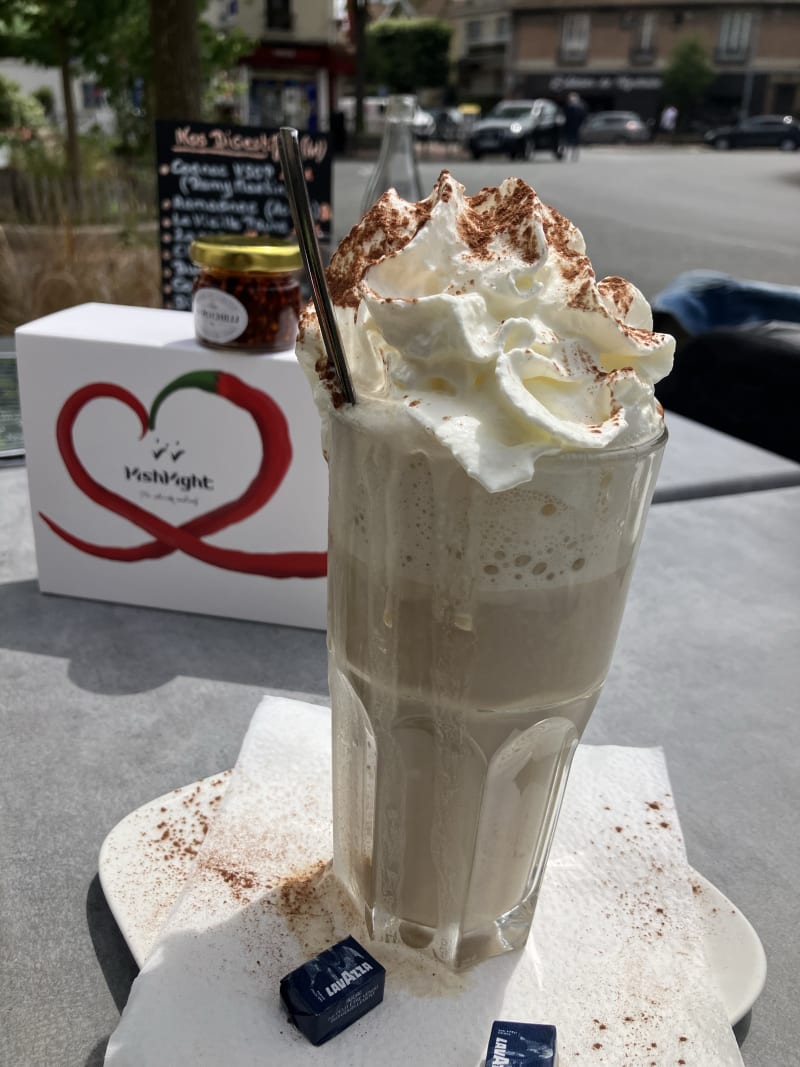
[
  {"left": 354, "top": 0, "right": 367, "bottom": 149},
  {"left": 739, "top": 11, "right": 761, "bottom": 120}
]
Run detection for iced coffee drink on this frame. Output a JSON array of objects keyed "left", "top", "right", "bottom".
[{"left": 297, "top": 172, "right": 673, "bottom": 970}]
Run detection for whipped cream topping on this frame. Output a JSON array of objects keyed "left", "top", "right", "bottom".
[{"left": 297, "top": 171, "right": 673, "bottom": 491}]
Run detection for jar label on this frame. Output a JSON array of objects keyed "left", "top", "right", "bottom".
[{"left": 193, "top": 288, "right": 248, "bottom": 344}]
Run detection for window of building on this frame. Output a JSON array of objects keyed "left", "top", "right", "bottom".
[
  {"left": 631, "top": 11, "right": 657, "bottom": 62},
  {"left": 718, "top": 11, "right": 753, "bottom": 60},
  {"left": 81, "top": 81, "right": 105, "bottom": 109},
  {"left": 561, "top": 13, "right": 590, "bottom": 61},
  {"left": 637, "top": 12, "right": 657, "bottom": 51},
  {"left": 467, "top": 19, "right": 482, "bottom": 43},
  {"left": 266, "top": 0, "right": 292, "bottom": 31},
  {"left": 496, "top": 15, "right": 510, "bottom": 39}
]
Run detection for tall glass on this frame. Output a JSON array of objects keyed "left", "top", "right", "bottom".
[{"left": 327, "top": 404, "right": 666, "bottom": 970}]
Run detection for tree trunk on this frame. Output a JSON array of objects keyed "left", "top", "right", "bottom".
[
  {"left": 353, "top": 0, "right": 367, "bottom": 146},
  {"left": 59, "top": 48, "right": 81, "bottom": 209},
  {"left": 0, "top": 224, "right": 25, "bottom": 332},
  {"left": 150, "top": 0, "right": 204, "bottom": 121}
]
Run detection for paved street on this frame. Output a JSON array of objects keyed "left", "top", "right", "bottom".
[{"left": 332, "top": 148, "right": 799, "bottom": 301}]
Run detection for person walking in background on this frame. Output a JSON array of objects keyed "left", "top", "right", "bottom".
[
  {"left": 563, "top": 93, "right": 586, "bottom": 161},
  {"left": 659, "top": 104, "right": 678, "bottom": 140}
]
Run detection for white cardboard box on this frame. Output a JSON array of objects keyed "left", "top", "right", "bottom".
[{"left": 15, "top": 303, "right": 328, "bottom": 629}]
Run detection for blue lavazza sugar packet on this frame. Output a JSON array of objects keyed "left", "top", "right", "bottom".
[
  {"left": 485, "top": 1020, "right": 558, "bottom": 1066},
  {"left": 279, "top": 935, "right": 386, "bottom": 1045}
]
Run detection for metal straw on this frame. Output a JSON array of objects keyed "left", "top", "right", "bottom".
[{"left": 278, "top": 127, "right": 356, "bottom": 406}]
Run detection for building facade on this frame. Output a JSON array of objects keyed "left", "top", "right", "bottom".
[
  {"left": 449, "top": 0, "right": 800, "bottom": 123},
  {"left": 0, "top": 59, "right": 115, "bottom": 136},
  {"left": 210, "top": 0, "right": 354, "bottom": 130}
]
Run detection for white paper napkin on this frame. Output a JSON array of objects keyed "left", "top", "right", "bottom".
[{"left": 104, "top": 696, "right": 744, "bottom": 1066}]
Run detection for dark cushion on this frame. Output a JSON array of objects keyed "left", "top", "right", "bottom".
[{"left": 655, "top": 320, "right": 800, "bottom": 463}]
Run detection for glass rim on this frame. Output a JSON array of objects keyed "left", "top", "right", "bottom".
[
  {"left": 331, "top": 405, "right": 668, "bottom": 467},
  {"left": 533, "top": 424, "right": 668, "bottom": 469}
]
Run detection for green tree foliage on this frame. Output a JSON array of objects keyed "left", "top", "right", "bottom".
[
  {"left": 366, "top": 18, "right": 452, "bottom": 94},
  {"left": 0, "top": 0, "right": 130, "bottom": 190},
  {"left": 662, "top": 38, "right": 716, "bottom": 119},
  {"left": 0, "top": 0, "right": 254, "bottom": 171},
  {"left": 0, "top": 72, "right": 46, "bottom": 132},
  {"left": 31, "top": 83, "right": 54, "bottom": 116}
]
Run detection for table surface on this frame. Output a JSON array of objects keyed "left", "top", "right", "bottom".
[
  {"left": 2, "top": 450, "right": 799, "bottom": 1066},
  {"left": 656, "top": 411, "right": 800, "bottom": 501}
]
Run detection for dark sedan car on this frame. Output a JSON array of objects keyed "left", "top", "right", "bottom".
[
  {"left": 468, "top": 99, "right": 564, "bottom": 160},
  {"left": 704, "top": 114, "right": 800, "bottom": 150}
]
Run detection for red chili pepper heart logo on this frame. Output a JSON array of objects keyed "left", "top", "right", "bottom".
[{"left": 40, "top": 370, "right": 327, "bottom": 578}]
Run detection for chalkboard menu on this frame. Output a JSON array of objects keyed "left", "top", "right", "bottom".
[{"left": 155, "top": 119, "right": 332, "bottom": 311}]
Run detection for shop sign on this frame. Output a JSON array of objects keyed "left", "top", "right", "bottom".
[
  {"left": 155, "top": 119, "right": 331, "bottom": 312},
  {"left": 549, "top": 74, "right": 663, "bottom": 93}
]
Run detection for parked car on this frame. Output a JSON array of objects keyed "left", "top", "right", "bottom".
[
  {"left": 427, "top": 107, "right": 465, "bottom": 143},
  {"left": 580, "top": 111, "right": 650, "bottom": 145},
  {"left": 704, "top": 114, "right": 800, "bottom": 151},
  {"left": 468, "top": 99, "right": 564, "bottom": 160},
  {"left": 412, "top": 106, "right": 436, "bottom": 141}
]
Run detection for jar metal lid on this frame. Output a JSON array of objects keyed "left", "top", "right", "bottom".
[{"left": 189, "top": 234, "right": 303, "bottom": 274}]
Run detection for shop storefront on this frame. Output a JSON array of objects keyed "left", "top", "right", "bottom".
[
  {"left": 520, "top": 70, "right": 779, "bottom": 126},
  {"left": 520, "top": 72, "right": 664, "bottom": 121},
  {"left": 705, "top": 72, "right": 769, "bottom": 123},
  {"left": 240, "top": 43, "right": 354, "bottom": 135}
]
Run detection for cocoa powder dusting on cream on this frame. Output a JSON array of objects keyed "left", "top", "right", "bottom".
[
  {"left": 598, "top": 276, "right": 635, "bottom": 318},
  {"left": 325, "top": 188, "right": 432, "bottom": 310},
  {"left": 541, "top": 204, "right": 593, "bottom": 285},
  {"left": 299, "top": 168, "right": 671, "bottom": 415},
  {"left": 304, "top": 177, "right": 438, "bottom": 393},
  {"left": 568, "top": 278, "right": 596, "bottom": 312},
  {"left": 458, "top": 178, "right": 542, "bottom": 264},
  {"left": 621, "top": 322, "right": 663, "bottom": 348},
  {"left": 315, "top": 351, "right": 345, "bottom": 409}
]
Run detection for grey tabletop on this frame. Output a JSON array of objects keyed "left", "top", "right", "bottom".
[
  {"left": 1, "top": 465, "right": 799, "bottom": 1067},
  {"left": 655, "top": 411, "right": 800, "bottom": 502}
]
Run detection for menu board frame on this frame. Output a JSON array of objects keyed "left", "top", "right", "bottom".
[{"left": 155, "top": 119, "right": 332, "bottom": 311}]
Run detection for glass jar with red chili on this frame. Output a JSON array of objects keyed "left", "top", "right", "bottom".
[{"left": 190, "top": 234, "right": 303, "bottom": 353}]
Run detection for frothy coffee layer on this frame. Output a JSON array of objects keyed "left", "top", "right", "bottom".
[
  {"left": 343, "top": 404, "right": 654, "bottom": 593},
  {"left": 297, "top": 171, "right": 674, "bottom": 491}
]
